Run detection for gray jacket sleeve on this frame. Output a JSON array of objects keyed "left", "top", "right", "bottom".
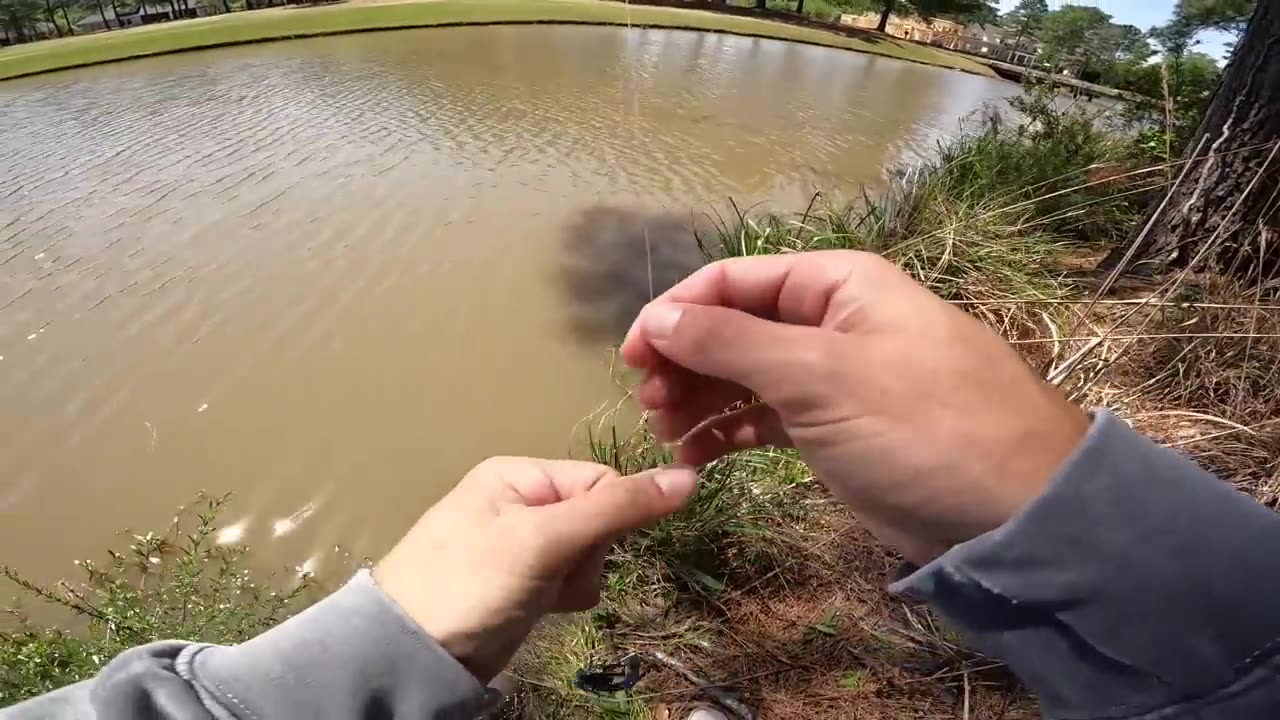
[
  {"left": 893, "top": 411, "right": 1280, "bottom": 719},
  {"left": 1, "top": 570, "right": 485, "bottom": 720}
]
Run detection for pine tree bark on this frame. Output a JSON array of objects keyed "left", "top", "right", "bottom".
[
  {"left": 1103, "top": 0, "right": 1280, "bottom": 276},
  {"left": 95, "top": 0, "right": 112, "bottom": 30},
  {"left": 877, "top": 0, "right": 894, "bottom": 32},
  {"left": 43, "top": 0, "right": 63, "bottom": 36}
]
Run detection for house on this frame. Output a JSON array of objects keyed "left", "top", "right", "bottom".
[
  {"left": 839, "top": 13, "right": 1040, "bottom": 66},
  {"left": 933, "top": 24, "right": 1042, "bottom": 65},
  {"left": 75, "top": 2, "right": 211, "bottom": 33},
  {"left": 839, "top": 13, "right": 964, "bottom": 43}
]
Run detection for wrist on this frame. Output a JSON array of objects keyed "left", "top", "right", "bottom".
[
  {"left": 371, "top": 562, "right": 533, "bottom": 684},
  {"left": 995, "top": 396, "right": 1092, "bottom": 524}
]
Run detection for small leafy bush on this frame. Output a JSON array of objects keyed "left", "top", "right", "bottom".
[{"left": 1, "top": 494, "right": 316, "bottom": 706}]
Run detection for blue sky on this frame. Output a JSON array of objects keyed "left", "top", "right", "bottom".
[{"left": 996, "top": 0, "right": 1236, "bottom": 61}]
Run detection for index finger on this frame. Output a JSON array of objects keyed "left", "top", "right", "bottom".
[{"left": 620, "top": 251, "right": 864, "bottom": 369}]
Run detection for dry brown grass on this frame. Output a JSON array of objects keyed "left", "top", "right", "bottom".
[
  {"left": 516, "top": 485, "right": 1037, "bottom": 720},
  {"left": 670, "top": 518, "right": 1035, "bottom": 720},
  {"left": 1048, "top": 273, "right": 1280, "bottom": 508}
]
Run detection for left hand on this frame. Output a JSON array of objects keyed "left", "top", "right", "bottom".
[{"left": 373, "top": 457, "right": 697, "bottom": 683}]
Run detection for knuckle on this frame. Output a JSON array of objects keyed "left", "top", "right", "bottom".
[
  {"left": 473, "top": 456, "right": 516, "bottom": 473},
  {"left": 844, "top": 249, "right": 894, "bottom": 274},
  {"left": 638, "top": 472, "right": 672, "bottom": 509},
  {"left": 792, "top": 334, "right": 846, "bottom": 390}
]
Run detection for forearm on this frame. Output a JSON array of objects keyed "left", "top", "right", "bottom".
[
  {"left": 2, "top": 571, "right": 485, "bottom": 720},
  {"left": 894, "top": 412, "right": 1280, "bottom": 718}
]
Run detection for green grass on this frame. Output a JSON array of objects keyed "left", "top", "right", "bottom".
[
  {"left": 0, "top": 0, "right": 995, "bottom": 82},
  {"left": 585, "top": 422, "right": 814, "bottom": 602}
]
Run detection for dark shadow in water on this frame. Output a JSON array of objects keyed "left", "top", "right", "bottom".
[{"left": 558, "top": 205, "right": 707, "bottom": 344}]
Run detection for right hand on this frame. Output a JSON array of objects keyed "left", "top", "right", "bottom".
[{"left": 621, "top": 251, "right": 1089, "bottom": 563}]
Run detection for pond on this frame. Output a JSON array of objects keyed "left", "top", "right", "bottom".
[{"left": 0, "top": 24, "right": 1019, "bottom": 582}]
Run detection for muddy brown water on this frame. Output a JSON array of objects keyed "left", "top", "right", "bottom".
[{"left": 0, "top": 25, "right": 1018, "bottom": 586}]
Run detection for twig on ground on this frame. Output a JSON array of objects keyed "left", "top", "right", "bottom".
[{"left": 647, "top": 650, "right": 759, "bottom": 720}]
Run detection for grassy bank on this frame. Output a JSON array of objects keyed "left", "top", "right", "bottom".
[
  {"left": 0, "top": 0, "right": 993, "bottom": 82},
  {"left": 517, "top": 94, "right": 1280, "bottom": 718},
  {"left": 6, "top": 95, "right": 1278, "bottom": 717}
]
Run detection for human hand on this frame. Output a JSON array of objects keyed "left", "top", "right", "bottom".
[
  {"left": 621, "top": 251, "right": 1088, "bottom": 564},
  {"left": 373, "top": 458, "right": 696, "bottom": 683}
]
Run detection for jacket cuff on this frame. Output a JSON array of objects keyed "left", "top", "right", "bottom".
[
  {"left": 892, "top": 411, "right": 1280, "bottom": 718},
  {"left": 189, "top": 570, "right": 485, "bottom": 720}
]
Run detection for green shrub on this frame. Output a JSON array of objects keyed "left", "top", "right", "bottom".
[{"left": 1, "top": 494, "right": 316, "bottom": 706}]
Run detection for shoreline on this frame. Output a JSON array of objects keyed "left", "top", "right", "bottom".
[{"left": 0, "top": 1, "right": 998, "bottom": 83}]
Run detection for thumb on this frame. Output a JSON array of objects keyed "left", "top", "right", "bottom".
[
  {"left": 542, "top": 467, "right": 697, "bottom": 550},
  {"left": 638, "top": 302, "right": 828, "bottom": 400}
]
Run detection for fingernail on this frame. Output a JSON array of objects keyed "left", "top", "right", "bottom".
[
  {"left": 644, "top": 304, "right": 683, "bottom": 340},
  {"left": 653, "top": 467, "right": 697, "bottom": 498}
]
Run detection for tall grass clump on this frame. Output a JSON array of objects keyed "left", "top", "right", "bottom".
[
  {"left": 586, "top": 423, "right": 816, "bottom": 603},
  {"left": 698, "top": 90, "right": 1147, "bottom": 308},
  {"left": 1, "top": 494, "right": 315, "bottom": 706}
]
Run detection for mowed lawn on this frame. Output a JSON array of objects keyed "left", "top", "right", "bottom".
[{"left": 0, "top": 0, "right": 995, "bottom": 81}]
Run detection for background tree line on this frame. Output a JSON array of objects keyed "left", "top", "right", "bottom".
[
  {"left": 0, "top": 0, "right": 294, "bottom": 43},
  {"left": 775, "top": 0, "right": 997, "bottom": 29},
  {"left": 1011, "top": 0, "right": 1272, "bottom": 274},
  {"left": 769, "top": 0, "right": 1271, "bottom": 275}
]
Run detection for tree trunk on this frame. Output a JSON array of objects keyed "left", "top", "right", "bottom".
[
  {"left": 754, "top": 0, "right": 765, "bottom": 10},
  {"left": 222, "top": 0, "right": 231, "bottom": 12},
  {"left": 1102, "top": 1, "right": 1280, "bottom": 276},
  {"left": 59, "top": 2, "right": 74, "bottom": 33},
  {"left": 44, "top": 0, "right": 64, "bottom": 36},
  {"left": 95, "top": 0, "right": 112, "bottom": 29},
  {"left": 167, "top": 0, "right": 178, "bottom": 19},
  {"left": 877, "top": 0, "right": 893, "bottom": 33},
  {"left": 795, "top": 0, "right": 804, "bottom": 15},
  {"left": 1011, "top": 24, "right": 1028, "bottom": 62}
]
